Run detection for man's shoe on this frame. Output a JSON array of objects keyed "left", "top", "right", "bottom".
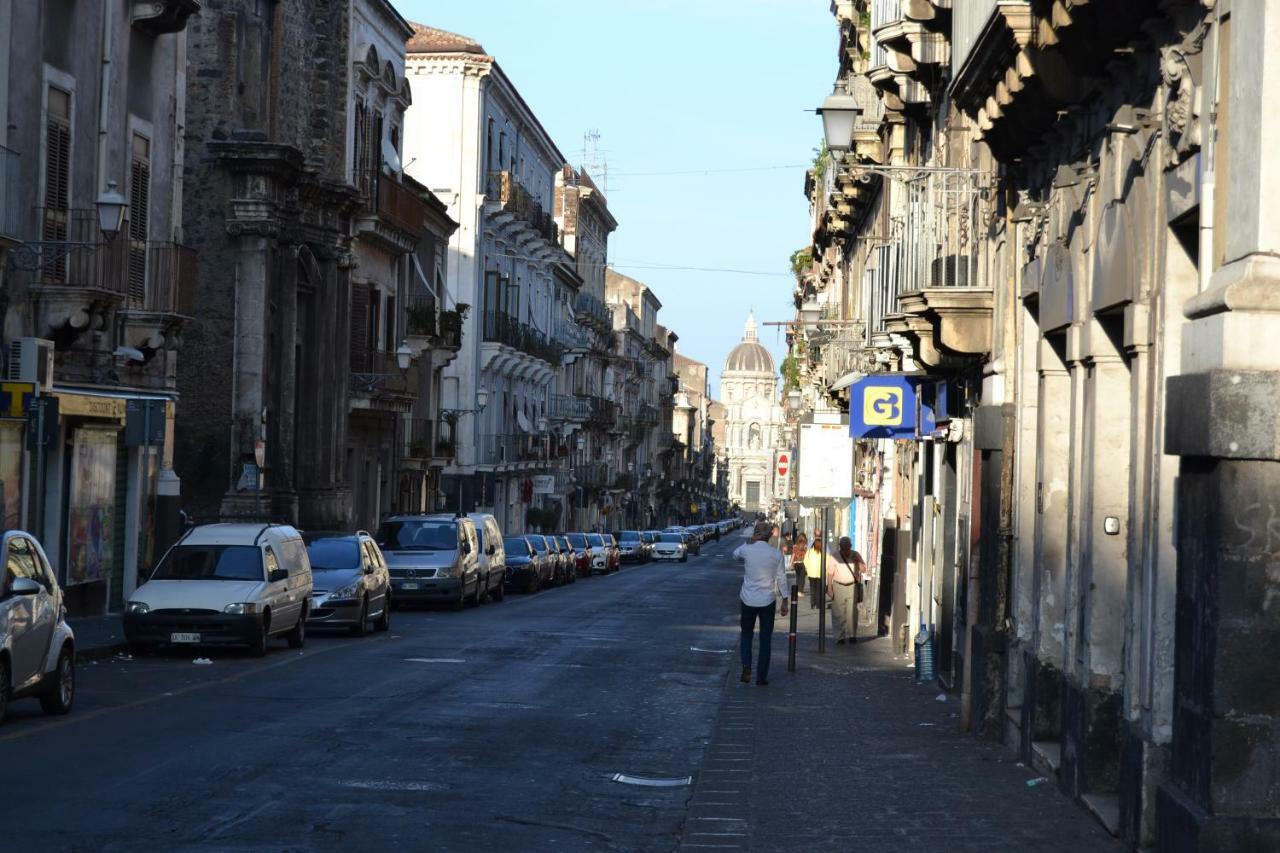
[{"left": 740, "top": 666, "right": 752, "bottom": 684}]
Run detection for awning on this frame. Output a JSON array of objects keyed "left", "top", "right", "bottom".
[{"left": 828, "top": 371, "right": 864, "bottom": 393}]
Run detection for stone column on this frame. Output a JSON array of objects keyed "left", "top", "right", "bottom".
[
  {"left": 220, "top": 233, "right": 270, "bottom": 521},
  {"left": 1158, "top": 3, "right": 1280, "bottom": 849}
]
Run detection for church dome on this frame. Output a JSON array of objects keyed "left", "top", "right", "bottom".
[{"left": 723, "top": 312, "right": 775, "bottom": 375}]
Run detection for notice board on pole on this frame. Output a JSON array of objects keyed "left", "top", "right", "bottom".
[{"left": 797, "top": 421, "right": 854, "bottom": 503}]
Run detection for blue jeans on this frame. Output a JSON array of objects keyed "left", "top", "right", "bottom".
[{"left": 740, "top": 601, "right": 777, "bottom": 682}]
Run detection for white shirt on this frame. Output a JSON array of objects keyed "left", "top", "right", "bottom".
[{"left": 733, "top": 540, "right": 790, "bottom": 607}]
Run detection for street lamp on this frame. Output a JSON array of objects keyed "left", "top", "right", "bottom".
[
  {"left": 576, "top": 435, "right": 585, "bottom": 452},
  {"left": 817, "top": 83, "right": 862, "bottom": 153},
  {"left": 395, "top": 342, "right": 414, "bottom": 371},
  {"left": 96, "top": 181, "right": 128, "bottom": 240},
  {"left": 476, "top": 387, "right": 489, "bottom": 410},
  {"left": 799, "top": 302, "right": 822, "bottom": 334}
]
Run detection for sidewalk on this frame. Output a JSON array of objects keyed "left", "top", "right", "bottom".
[
  {"left": 68, "top": 614, "right": 130, "bottom": 662},
  {"left": 679, "top": 597, "right": 1122, "bottom": 853}
]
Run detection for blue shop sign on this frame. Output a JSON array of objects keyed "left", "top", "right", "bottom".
[{"left": 849, "top": 375, "right": 949, "bottom": 439}]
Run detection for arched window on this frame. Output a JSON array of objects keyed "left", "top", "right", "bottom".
[{"left": 748, "top": 423, "right": 761, "bottom": 449}]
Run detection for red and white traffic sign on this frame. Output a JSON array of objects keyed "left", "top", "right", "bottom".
[{"left": 777, "top": 452, "right": 790, "bottom": 478}]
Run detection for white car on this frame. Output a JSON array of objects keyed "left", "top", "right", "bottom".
[
  {"left": 0, "top": 530, "right": 76, "bottom": 723},
  {"left": 651, "top": 533, "right": 688, "bottom": 562},
  {"left": 125, "top": 523, "right": 313, "bottom": 656}
]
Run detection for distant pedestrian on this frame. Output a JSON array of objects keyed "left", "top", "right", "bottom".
[
  {"left": 803, "top": 533, "right": 824, "bottom": 608},
  {"left": 732, "top": 519, "right": 791, "bottom": 686},
  {"left": 790, "top": 533, "right": 808, "bottom": 599},
  {"left": 827, "top": 536, "right": 866, "bottom": 645}
]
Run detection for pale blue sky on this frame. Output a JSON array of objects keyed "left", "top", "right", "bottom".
[{"left": 396, "top": 0, "right": 835, "bottom": 397}]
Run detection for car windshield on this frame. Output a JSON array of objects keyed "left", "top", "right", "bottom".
[
  {"left": 567, "top": 534, "right": 587, "bottom": 547},
  {"left": 305, "top": 538, "right": 361, "bottom": 571},
  {"left": 659, "top": 533, "right": 682, "bottom": 543},
  {"left": 377, "top": 520, "right": 457, "bottom": 551},
  {"left": 503, "top": 537, "right": 528, "bottom": 553},
  {"left": 619, "top": 531, "right": 640, "bottom": 542},
  {"left": 642, "top": 532, "right": 656, "bottom": 542},
  {"left": 527, "top": 536, "right": 547, "bottom": 552},
  {"left": 150, "top": 545, "right": 263, "bottom": 582},
  {"left": 587, "top": 534, "right": 605, "bottom": 547}
]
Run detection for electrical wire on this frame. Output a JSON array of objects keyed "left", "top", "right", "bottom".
[
  {"left": 481, "top": 250, "right": 792, "bottom": 278},
  {"left": 607, "top": 163, "right": 810, "bottom": 178}
]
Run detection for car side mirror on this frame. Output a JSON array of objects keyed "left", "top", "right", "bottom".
[
  {"left": 268, "top": 568, "right": 288, "bottom": 583},
  {"left": 487, "top": 545, "right": 495, "bottom": 556},
  {"left": 9, "top": 577, "right": 41, "bottom": 596},
  {"left": 363, "top": 563, "right": 376, "bottom": 574},
  {"left": 460, "top": 542, "right": 471, "bottom": 555}
]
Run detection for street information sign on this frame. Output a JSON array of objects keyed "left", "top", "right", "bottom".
[{"left": 797, "top": 421, "right": 854, "bottom": 503}]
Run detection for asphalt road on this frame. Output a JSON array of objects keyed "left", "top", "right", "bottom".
[{"left": 0, "top": 533, "right": 749, "bottom": 853}]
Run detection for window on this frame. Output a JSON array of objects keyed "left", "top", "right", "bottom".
[
  {"left": 487, "top": 118, "right": 495, "bottom": 170},
  {"left": 498, "top": 131, "right": 506, "bottom": 169},
  {"left": 264, "top": 547, "right": 281, "bottom": 578},
  {"left": 150, "top": 545, "right": 265, "bottom": 581},
  {"left": 5, "top": 537, "right": 40, "bottom": 590},
  {"left": 745, "top": 481, "right": 761, "bottom": 508},
  {"left": 43, "top": 85, "right": 72, "bottom": 280},
  {"left": 128, "top": 133, "right": 151, "bottom": 306},
  {"left": 305, "top": 537, "right": 361, "bottom": 571}
]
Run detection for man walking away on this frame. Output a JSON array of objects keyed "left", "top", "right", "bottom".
[
  {"left": 803, "top": 533, "right": 824, "bottom": 609},
  {"left": 733, "top": 520, "right": 791, "bottom": 686},
  {"left": 827, "top": 537, "right": 866, "bottom": 644}
]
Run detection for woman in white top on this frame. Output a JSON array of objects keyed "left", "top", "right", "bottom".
[{"left": 826, "top": 536, "right": 866, "bottom": 645}]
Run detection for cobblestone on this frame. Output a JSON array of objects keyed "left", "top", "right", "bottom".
[{"left": 681, "top": 598, "right": 1122, "bottom": 853}]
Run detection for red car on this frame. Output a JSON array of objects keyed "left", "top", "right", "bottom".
[{"left": 565, "top": 533, "right": 593, "bottom": 578}]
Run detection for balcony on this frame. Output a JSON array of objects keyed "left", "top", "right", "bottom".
[
  {"left": 637, "top": 403, "right": 659, "bottom": 425},
  {"left": 120, "top": 242, "right": 198, "bottom": 356},
  {"left": 550, "top": 394, "right": 591, "bottom": 422},
  {"left": 573, "top": 291, "right": 613, "bottom": 334},
  {"left": 403, "top": 418, "right": 454, "bottom": 468},
  {"left": 404, "top": 296, "right": 464, "bottom": 368},
  {"left": 350, "top": 350, "right": 418, "bottom": 412},
  {"left": 480, "top": 310, "right": 563, "bottom": 367},
  {"left": 485, "top": 171, "right": 559, "bottom": 245},
  {"left": 573, "top": 462, "right": 609, "bottom": 490},
  {"left": 25, "top": 207, "right": 129, "bottom": 337},
  {"left": 476, "top": 433, "right": 551, "bottom": 469},
  {"left": 586, "top": 396, "right": 617, "bottom": 428},
  {"left": 556, "top": 317, "right": 593, "bottom": 356},
  {"left": 355, "top": 169, "right": 428, "bottom": 253},
  {"left": 131, "top": 0, "right": 200, "bottom": 35}
]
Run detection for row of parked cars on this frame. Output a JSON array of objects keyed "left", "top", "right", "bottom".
[
  {"left": 617, "top": 521, "right": 738, "bottom": 563},
  {"left": 0, "top": 516, "right": 745, "bottom": 724}
]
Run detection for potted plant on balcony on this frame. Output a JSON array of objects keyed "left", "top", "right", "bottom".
[
  {"left": 438, "top": 302, "right": 468, "bottom": 350},
  {"left": 405, "top": 300, "right": 437, "bottom": 357}
]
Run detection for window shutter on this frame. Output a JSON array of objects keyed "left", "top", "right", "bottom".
[
  {"left": 128, "top": 155, "right": 150, "bottom": 305},
  {"left": 42, "top": 109, "right": 71, "bottom": 281},
  {"left": 350, "top": 280, "right": 370, "bottom": 372}
]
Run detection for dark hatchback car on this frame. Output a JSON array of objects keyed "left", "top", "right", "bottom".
[
  {"left": 550, "top": 536, "right": 578, "bottom": 585},
  {"left": 503, "top": 536, "right": 547, "bottom": 593},
  {"left": 524, "top": 535, "right": 558, "bottom": 588},
  {"left": 303, "top": 532, "right": 391, "bottom": 635}
]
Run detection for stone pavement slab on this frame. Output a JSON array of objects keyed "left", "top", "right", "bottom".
[{"left": 680, "top": 596, "right": 1122, "bottom": 853}]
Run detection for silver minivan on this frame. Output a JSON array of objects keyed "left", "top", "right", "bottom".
[
  {"left": 377, "top": 514, "right": 482, "bottom": 610},
  {"left": 466, "top": 513, "right": 506, "bottom": 603}
]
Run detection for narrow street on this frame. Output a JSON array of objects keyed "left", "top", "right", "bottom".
[{"left": 1, "top": 531, "right": 1116, "bottom": 853}]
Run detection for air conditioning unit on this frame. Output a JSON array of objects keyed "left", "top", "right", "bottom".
[{"left": 5, "top": 338, "right": 55, "bottom": 392}]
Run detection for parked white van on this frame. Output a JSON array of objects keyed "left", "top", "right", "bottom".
[
  {"left": 124, "top": 524, "right": 313, "bottom": 656},
  {"left": 466, "top": 513, "right": 507, "bottom": 603}
]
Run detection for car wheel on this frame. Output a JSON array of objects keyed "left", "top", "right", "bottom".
[
  {"left": 351, "top": 596, "right": 369, "bottom": 637},
  {"left": 681, "top": 554, "right": 688, "bottom": 563},
  {"left": 528, "top": 573, "right": 540, "bottom": 594},
  {"left": 250, "top": 616, "right": 269, "bottom": 657},
  {"left": 39, "top": 645, "right": 75, "bottom": 716},
  {"left": 471, "top": 575, "right": 485, "bottom": 607},
  {"left": 492, "top": 577, "right": 505, "bottom": 602},
  {"left": 451, "top": 584, "right": 466, "bottom": 611},
  {"left": 374, "top": 594, "right": 391, "bottom": 631},
  {"left": 287, "top": 609, "right": 306, "bottom": 649}
]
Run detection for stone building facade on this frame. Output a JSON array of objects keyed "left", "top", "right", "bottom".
[
  {"left": 792, "top": 1, "right": 1280, "bottom": 849},
  {"left": 177, "top": 0, "right": 440, "bottom": 531},
  {"left": 1, "top": 0, "right": 198, "bottom": 615}
]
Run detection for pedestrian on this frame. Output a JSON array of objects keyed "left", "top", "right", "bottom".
[
  {"left": 790, "top": 532, "right": 808, "bottom": 599},
  {"left": 803, "top": 533, "right": 824, "bottom": 608},
  {"left": 732, "top": 519, "right": 791, "bottom": 686},
  {"left": 826, "top": 536, "right": 867, "bottom": 644}
]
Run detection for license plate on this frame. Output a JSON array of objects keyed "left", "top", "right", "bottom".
[
  {"left": 401, "top": 582, "right": 420, "bottom": 590},
  {"left": 170, "top": 632, "right": 200, "bottom": 644}
]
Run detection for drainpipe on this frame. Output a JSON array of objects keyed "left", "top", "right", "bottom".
[
  {"left": 1198, "top": 11, "right": 1220, "bottom": 294},
  {"left": 97, "top": 0, "right": 114, "bottom": 198}
]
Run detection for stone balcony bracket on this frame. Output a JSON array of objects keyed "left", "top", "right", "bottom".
[
  {"left": 896, "top": 287, "right": 995, "bottom": 367},
  {"left": 131, "top": 0, "right": 200, "bottom": 36}
]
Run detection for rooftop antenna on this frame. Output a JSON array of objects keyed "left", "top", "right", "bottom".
[{"left": 582, "top": 128, "right": 608, "bottom": 196}]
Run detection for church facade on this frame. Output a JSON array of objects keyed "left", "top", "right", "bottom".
[{"left": 719, "top": 314, "right": 784, "bottom": 514}]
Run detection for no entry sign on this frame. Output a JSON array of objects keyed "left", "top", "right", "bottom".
[{"left": 777, "top": 452, "right": 790, "bottom": 478}]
